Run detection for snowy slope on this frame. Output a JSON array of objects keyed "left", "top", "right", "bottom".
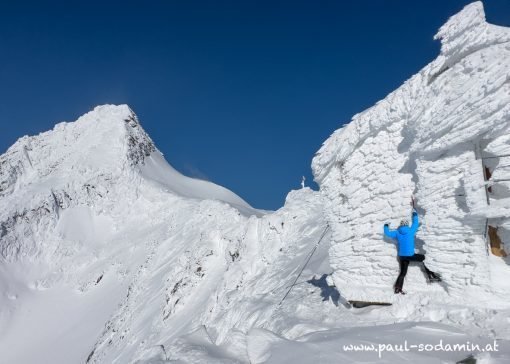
[
  {"left": 0, "top": 104, "right": 265, "bottom": 362},
  {"left": 2, "top": 2, "right": 510, "bottom": 363},
  {"left": 3, "top": 103, "right": 507, "bottom": 364},
  {"left": 1, "top": 104, "right": 340, "bottom": 363},
  {"left": 312, "top": 1, "right": 510, "bottom": 304}
]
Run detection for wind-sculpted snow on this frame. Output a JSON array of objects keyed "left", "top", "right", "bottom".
[
  {"left": 3, "top": 2, "right": 510, "bottom": 363},
  {"left": 313, "top": 1, "right": 510, "bottom": 303},
  {"left": 84, "top": 188, "right": 329, "bottom": 363}
]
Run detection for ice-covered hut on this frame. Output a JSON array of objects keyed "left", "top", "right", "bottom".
[{"left": 312, "top": 2, "right": 510, "bottom": 304}]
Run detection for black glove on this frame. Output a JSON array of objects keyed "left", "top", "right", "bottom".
[
  {"left": 412, "top": 211, "right": 418, "bottom": 217},
  {"left": 384, "top": 223, "right": 389, "bottom": 227}
]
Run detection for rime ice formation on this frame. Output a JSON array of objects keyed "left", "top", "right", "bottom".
[
  {"left": 2, "top": 2, "right": 510, "bottom": 363},
  {"left": 312, "top": 1, "right": 510, "bottom": 303}
]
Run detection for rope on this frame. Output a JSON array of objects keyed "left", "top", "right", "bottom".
[
  {"left": 276, "top": 224, "right": 330, "bottom": 307},
  {"left": 260, "top": 224, "right": 331, "bottom": 330}
]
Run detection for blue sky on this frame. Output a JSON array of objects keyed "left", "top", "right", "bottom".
[{"left": 1, "top": 1, "right": 509, "bottom": 210}]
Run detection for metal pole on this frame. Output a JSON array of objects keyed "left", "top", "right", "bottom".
[
  {"left": 481, "top": 153, "right": 510, "bottom": 160},
  {"left": 491, "top": 178, "right": 510, "bottom": 183},
  {"left": 483, "top": 218, "right": 490, "bottom": 257},
  {"left": 477, "top": 142, "right": 491, "bottom": 206}
]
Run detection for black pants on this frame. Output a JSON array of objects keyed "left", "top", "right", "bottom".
[{"left": 395, "top": 254, "right": 435, "bottom": 291}]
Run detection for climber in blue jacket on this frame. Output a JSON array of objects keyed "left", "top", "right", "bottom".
[{"left": 384, "top": 209, "right": 441, "bottom": 294}]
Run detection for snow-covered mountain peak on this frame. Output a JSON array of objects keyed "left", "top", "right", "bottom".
[
  {"left": 0, "top": 103, "right": 256, "bottom": 216},
  {"left": 1, "top": 106, "right": 331, "bottom": 363},
  {"left": 0, "top": 104, "right": 258, "bottom": 261},
  {"left": 0, "top": 104, "right": 155, "bottom": 197}
]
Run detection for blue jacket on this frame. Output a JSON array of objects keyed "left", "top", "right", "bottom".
[{"left": 384, "top": 212, "right": 419, "bottom": 257}]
